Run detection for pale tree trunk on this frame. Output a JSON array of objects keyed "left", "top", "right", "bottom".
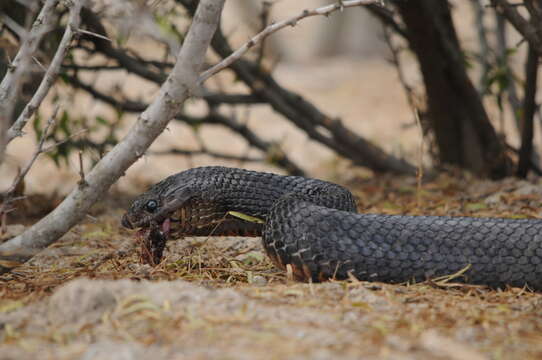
[{"left": 0, "top": 0, "right": 225, "bottom": 273}]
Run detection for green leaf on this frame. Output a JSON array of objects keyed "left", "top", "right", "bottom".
[
  {"left": 59, "top": 110, "right": 71, "bottom": 136},
  {"left": 95, "top": 115, "right": 108, "bottom": 126},
  {"left": 32, "top": 112, "right": 42, "bottom": 140}
]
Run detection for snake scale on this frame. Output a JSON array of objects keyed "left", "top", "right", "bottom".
[{"left": 122, "top": 166, "right": 542, "bottom": 290}]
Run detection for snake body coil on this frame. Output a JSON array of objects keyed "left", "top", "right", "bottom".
[{"left": 122, "top": 166, "right": 542, "bottom": 290}]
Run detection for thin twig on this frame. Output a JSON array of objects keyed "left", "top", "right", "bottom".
[
  {"left": 1, "top": 106, "right": 59, "bottom": 215},
  {"left": 149, "top": 148, "right": 263, "bottom": 163},
  {"left": 366, "top": 4, "right": 409, "bottom": 41},
  {"left": 256, "top": 1, "right": 273, "bottom": 66},
  {"left": 0, "top": 109, "right": 88, "bottom": 219},
  {"left": 78, "top": 151, "right": 86, "bottom": 185},
  {"left": 6, "top": 0, "right": 86, "bottom": 144},
  {"left": 76, "top": 28, "right": 112, "bottom": 42},
  {"left": 198, "top": 0, "right": 381, "bottom": 84},
  {"left": 40, "top": 128, "right": 88, "bottom": 153},
  {"left": 0, "top": 13, "right": 28, "bottom": 39},
  {"left": 382, "top": 26, "right": 419, "bottom": 117},
  {"left": 31, "top": 56, "right": 47, "bottom": 72},
  {"left": 0, "top": 0, "right": 60, "bottom": 163}
]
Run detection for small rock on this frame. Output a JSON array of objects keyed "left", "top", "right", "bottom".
[
  {"left": 128, "top": 263, "right": 152, "bottom": 277},
  {"left": 484, "top": 192, "right": 503, "bottom": 205},
  {"left": 250, "top": 275, "right": 268, "bottom": 287}
]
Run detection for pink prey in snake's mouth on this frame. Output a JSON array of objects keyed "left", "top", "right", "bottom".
[{"left": 121, "top": 195, "right": 223, "bottom": 265}]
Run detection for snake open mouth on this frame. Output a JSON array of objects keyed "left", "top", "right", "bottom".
[{"left": 161, "top": 218, "right": 171, "bottom": 238}]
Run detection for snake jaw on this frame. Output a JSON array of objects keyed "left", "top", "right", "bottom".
[{"left": 162, "top": 218, "right": 171, "bottom": 238}]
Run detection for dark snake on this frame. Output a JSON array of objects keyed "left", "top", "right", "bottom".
[{"left": 121, "top": 166, "right": 542, "bottom": 290}]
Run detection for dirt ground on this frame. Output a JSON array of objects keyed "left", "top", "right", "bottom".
[{"left": 2, "top": 173, "right": 542, "bottom": 360}]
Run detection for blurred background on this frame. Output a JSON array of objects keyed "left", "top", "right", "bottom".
[{"left": 0, "top": 0, "right": 538, "bottom": 196}]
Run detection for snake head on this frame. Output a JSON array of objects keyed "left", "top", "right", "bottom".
[
  {"left": 122, "top": 184, "right": 198, "bottom": 231},
  {"left": 121, "top": 169, "right": 223, "bottom": 239},
  {"left": 121, "top": 188, "right": 168, "bottom": 231}
]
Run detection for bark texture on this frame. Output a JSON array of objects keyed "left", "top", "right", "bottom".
[{"left": 396, "top": 0, "right": 511, "bottom": 178}]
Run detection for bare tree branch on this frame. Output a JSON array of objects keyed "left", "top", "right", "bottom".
[
  {"left": 204, "top": 16, "right": 417, "bottom": 175},
  {"left": 0, "top": 13, "right": 28, "bottom": 39},
  {"left": 1, "top": 106, "right": 59, "bottom": 212},
  {"left": 79, "top": 2, "right": 414, "bottom": 175},
  {"left": 62, "top": 73, "right": 305, "bottom": 175},
  {"left": 366, "top": 3, "right": 409, "bottom": 41},
  {"left": 0, "top": 0, "right": 59, "bottom": 164},
  {"left": 0, "top": 0, "right": 226, "bottom": 274},
  {"left": 198, "top": 0, "right": 382, "bottom": 84},
  {"left": 150, "top": 148, "right": 263, "bottom": 163},
  {"left": 78, "top": 9, "right": 167, "bottom": 84},
  {"left": 491, "top": 0, "right": 542, "bottom": 55},
  {"left": 6, "top": 0, "right": 85, "bottom": 144}
]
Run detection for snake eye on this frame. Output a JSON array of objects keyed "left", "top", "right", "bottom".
[{"left": 145, "top": 200, "right": 158, "bottom": 213}]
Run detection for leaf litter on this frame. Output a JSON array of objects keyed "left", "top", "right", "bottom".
[{"left": 1, "top": 171, "right": 542, "bottom": 359}]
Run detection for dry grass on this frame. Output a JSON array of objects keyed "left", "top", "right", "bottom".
[{"left": 2, "top": 171, "right": 542, "bottom": 359}]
